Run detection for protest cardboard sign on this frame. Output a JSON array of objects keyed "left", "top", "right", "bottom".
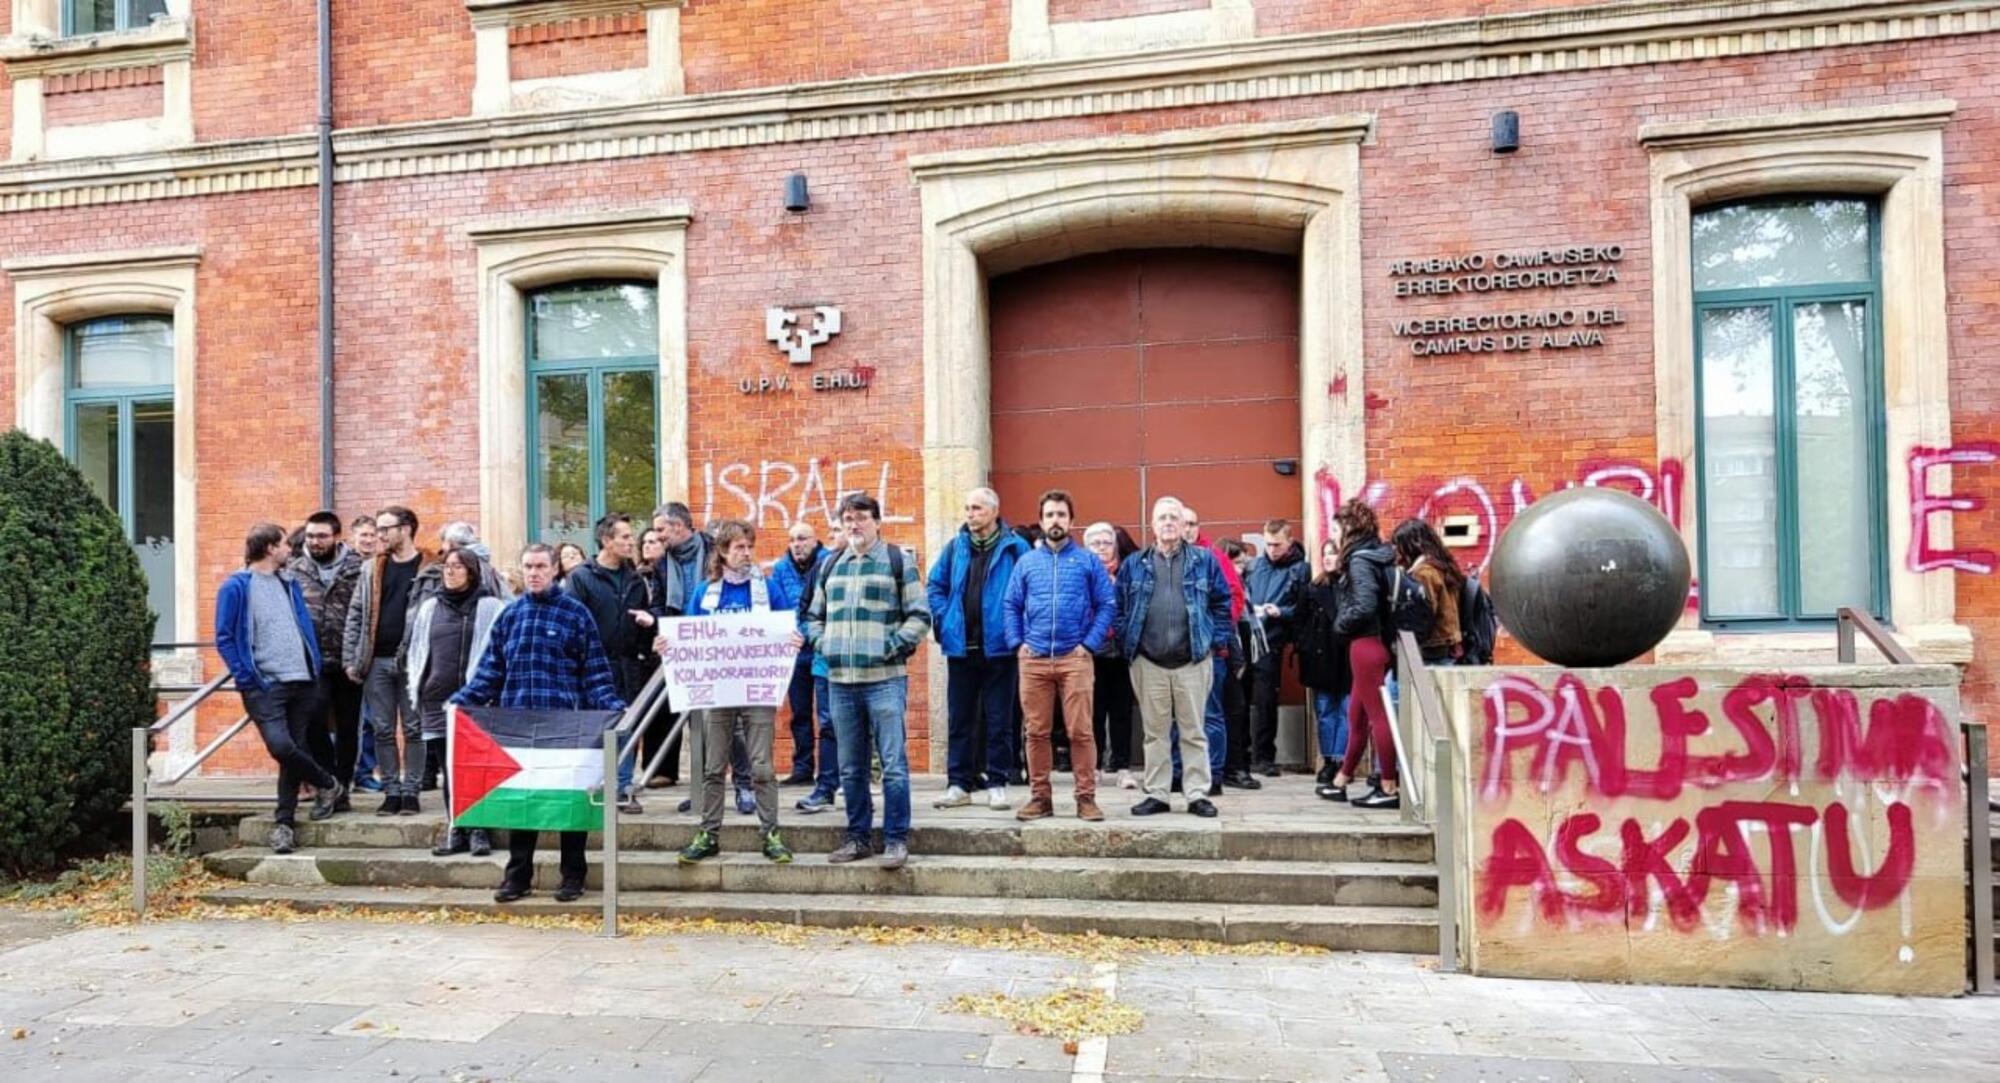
[{"left": 655, "top": 609, "right": 799, "bottom": 711}]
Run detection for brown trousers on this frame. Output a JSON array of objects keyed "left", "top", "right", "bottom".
[{"left": 1019, "top": 649, "right": 1097, "bottom": 801}]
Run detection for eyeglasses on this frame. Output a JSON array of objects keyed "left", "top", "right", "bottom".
[{"left": 374, "top": 521, "right": 404, "bottom": 532}]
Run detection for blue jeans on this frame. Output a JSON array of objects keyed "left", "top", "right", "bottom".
[
  {"left": 829, "top": 677, "right": 911, "bottom": 845},
  {"left": 354, "top": 701, "right": 379, "bottom": 784},
  {"left": 945, "top": 654, "right": 1017, "bottom": 791},
  {"left": 1314, "top": 691, "right": 1349, "bottom": 762},
  {"left": 811, "top": 675, "right": 840, "bottom": 797}
]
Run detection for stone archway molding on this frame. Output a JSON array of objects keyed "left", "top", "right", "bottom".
[{"left": 909, "top": 116, "right": 1368, "bottom": 769}]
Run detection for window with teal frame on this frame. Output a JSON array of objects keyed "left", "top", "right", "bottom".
[
  {"left": 526, "top": 281, "right": 661, "bottom": 552},
  {"left": 64, "top": 314, "right": 176, "bottom": 644},
  {"left": 1691, "top": 197, "right": 1887, "bottom": 629},
  {"left": 63, "top": 0, "right": 169, "bottom": 35}
]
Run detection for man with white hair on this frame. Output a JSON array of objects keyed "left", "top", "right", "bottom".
[
  {"left": 1113, "top": 497, "right": 1230, "bottom": 818},
  {"left": 925, "top": 486, "right": 1029, "bottom": 811}
]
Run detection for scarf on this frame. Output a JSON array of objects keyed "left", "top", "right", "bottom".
[
  {"left": 701, "top": 564, "right": 771, "bottom": 613},
  {"left": 968, "top": 526, "right": 1002, "bottom": 551}
]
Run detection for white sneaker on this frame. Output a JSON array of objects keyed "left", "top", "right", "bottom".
[
  {"left": 933, "top": 785, "right": 971, "bottom": 809},
  {"left": 1117, "top": 770, "right": 1138, "bottom": 790},
  {"left": 987, "top": 785, "right": 1011, "bottom": 811}
]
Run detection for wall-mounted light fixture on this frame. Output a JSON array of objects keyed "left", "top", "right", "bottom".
[
  {"left": 1492, "top": 111, "right": 1521, "bottom": 155},
  {"left": 1272, "top": 459, "right": 1298, "bottom": 478},
  {"left": 785, "top": 172, "right": 810, "bottom": 212}
]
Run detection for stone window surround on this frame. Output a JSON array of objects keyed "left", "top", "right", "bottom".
[
  {"left": 1, "top": 0, "right": 193, "bottom": 161},
  {"left": 5, "top": 245, "right": 200, "bottom": 650},
  {"left": 468, "top": 207, "right": 690, "bottom": 565},
  {"left": 1010, "top": 0, "right": 1255, "bottom": 61},
  {"left": 909, "top": 115, "right": 1366, "bottom": 768},
  {"left": 1643, "top": 100, "right": 1963, "bottom": 666},
  {"left": 468, "top": 0, "right": 684, "bottom": 117}
]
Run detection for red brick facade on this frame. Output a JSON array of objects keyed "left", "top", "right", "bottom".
[{"left": 0, "top": 2, "right": 1996, "bottom": 774}]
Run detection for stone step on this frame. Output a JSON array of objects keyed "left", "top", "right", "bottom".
[
  {"left": 203, "top": 846, "right": 1439, "bottom": 908},
  {"left": 235, "top": 812, "right": 1434, "bottom": 864},
  {"left": 196, "top": 883, "right": 1439, "bottom": 952}
]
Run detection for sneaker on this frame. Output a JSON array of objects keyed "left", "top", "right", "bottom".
[
  {"left": 1188, "top": 798, "right": 1219, "bottom": 818},
  {"left": 554, "top": 881, "right": 585, "bottom": 903},
  {"left": 762, "top": 829, "right": 794, "bottom": 864},
  {"left": 1355, "top": 787, "right": 1401, "bottom": 811},
  {"left": 879, "top": 841, "right": 909, "bottom": 870},
  {"left": 432, "top": 828, "right": 469, "bottom": 857},
  {"left": 828, "top": 838, "right": 871, "bottom": 864},
  {"left": 1131, "top": 797, "right": 1170, "bottom": 816},
  {"left": 310, "top": 780, "right": 346, "bottom": 821},
  {"left": 269, "top": 823, "right": 297, "bottom": 854},
  {"left": 618, "top": 790, "right": 644, "bottom": 815},
  {"left": 374, "top": 794, "right": 403, "bottom": 817},
  {"left": 400, "top": 794, "right": 421, "bottom": 816},
  {"left": 677, "top": 798, "right": 693, "bottom": 813},
  {"left": 1117, "top": 770, "right": 1138, "bottom": 791},
  {"left": 933, "top": 785, "right": 971, "bottom": 809},
  {"left": 1015, "top": 796, "right": 1054, "bottom": 821},
  {"left": 494, "top": 882, "right": 530, "bottom": 903},
  {"left": 353, "top": 775, "right": 385, "bottom": 794},
  {"left": 735, "top": 788, "right": 756, "bottom": 816},
  {"left": 1076, "top": 797, "right": 1104, "bottom": 822},
  {"left": 986, "top": 785, "right": 1011, "bottom": 811},
  {"left": 678, "top": 829, "right": 720, "bottom": 865},
  {"left": 796, "top": 790, "right": 835, "bottom": 814},
  {"left": 468, "top": 829, "right": 492, "bottom": 856},
  {"left": 1318, "top": 783, "right": 1350, "bottom": 803}
]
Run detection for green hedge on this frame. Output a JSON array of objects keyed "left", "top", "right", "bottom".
[{"left": 0, "top": 431, "right": 156, "bottom": 876}]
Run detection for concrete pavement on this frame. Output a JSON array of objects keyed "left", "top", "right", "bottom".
[{"left": 1, "top": 913, "right": 1997, "bottom": 1081}]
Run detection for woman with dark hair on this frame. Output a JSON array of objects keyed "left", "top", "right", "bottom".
[
  {"left": 405, "top": 546, "right": 505, "bottom": 855},
  {"left": 554, "top": 542, "right": 587, "bottom": 583},
  {"left": 637, "top": 528, "right": 666, "bottom": 583},
  {"left": 1324, "top": 500, "right": 1400, "bottom": 810},
  {"left": 1391, "top": 518, "right": 1466, "bottom": 666},
  {"left": 1084, "top": 521, "right": 1140, "bottom": 789},
  {"left": 1295, "top": 537, "right": 1351, "bottom": 797}
]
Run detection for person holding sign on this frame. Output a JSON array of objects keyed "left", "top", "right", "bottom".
[
  {"left": 1004, "top": 490, "right": 1118, "bottom": 822},
  {"left": 674, "top": 520, "right": 797, "bottom": 865}
]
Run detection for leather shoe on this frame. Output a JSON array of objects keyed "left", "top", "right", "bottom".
[
  {"left": 1131, "top": 797, "right": 1171, "bottom": 816},
  {"left": 1015, "top": 796, "right": 1054, "bottom": 821},
  {"left": 554, "top": 881, "right": 585, "bottom": 903},
  {"left": 493, "top": 883, "right": 530, "bottom": 904},
  {"left": 1207, "top": 781, "right": 1223, "bottom": 797},
  {"left": 1076, "top": 797, "right": 1104, "bottom": 822},
  {"left": 1187, "top": 798, "right": 1219, "bottom": 818},
  {"left": 1222, "top": 770, "right": 1262, "bottom": 790},
  {"left": 1254, "top": 762, "right": 1281, "bottom": 778}
]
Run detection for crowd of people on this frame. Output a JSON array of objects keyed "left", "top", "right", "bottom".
[{"left": 213, "top": 486, "right": 1486, "bottom": 902}]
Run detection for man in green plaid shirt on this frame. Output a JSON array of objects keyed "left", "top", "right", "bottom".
[{"left": 798, "top": 493, "right": 932, "bottom": 869}]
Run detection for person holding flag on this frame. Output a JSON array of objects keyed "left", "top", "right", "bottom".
[
  {"left": 449, "top": 543, "right": 626, "bottom": 904},
  {"left": 673, "top": 520, "right": 796, "bottom": 866}
]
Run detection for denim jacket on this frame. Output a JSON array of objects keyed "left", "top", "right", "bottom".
[{"left": 1112, "top": 543, "right": 1234, "bottom": 664}]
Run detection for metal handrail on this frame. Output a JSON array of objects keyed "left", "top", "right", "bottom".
[
  {"left": 134, "top": 654, "right": 257, "bottom": 915},
  {"left": 1393, "top": 629, "right": 1458, "bottom": 974},
  {"left": 1836, "top": 608, "right": 1993, "bottom": 995}
]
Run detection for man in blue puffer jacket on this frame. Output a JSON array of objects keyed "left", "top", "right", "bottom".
[
  {"left": 925, "top": 487, "right": 1030, "bottom": 811},
  {"left": 1003, "top": 490, "right": 1116, "bottom": 822}
]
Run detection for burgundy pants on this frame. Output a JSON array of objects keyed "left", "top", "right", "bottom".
[{"left": 1337, "top": 636, "right": 1397, "bottom": 785}]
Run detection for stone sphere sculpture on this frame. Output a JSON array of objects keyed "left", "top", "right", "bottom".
[{"left": 1486, "top": 486, "right": 1691, "bottom": 668}]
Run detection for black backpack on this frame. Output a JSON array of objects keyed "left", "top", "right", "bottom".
[
  {"left": 807, "top": 543, "right": 910, "bottom": 624},
  {"left": 1387, "top": 565, "right": 1434, "bottom": 641},
  {"left": 1458, "top": 571, "right": 1497, "bottom": 665}
]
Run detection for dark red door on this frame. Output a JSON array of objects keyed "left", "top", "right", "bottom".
[{"left": 989, "top": 248, "right": 1301, "bottom": 545}]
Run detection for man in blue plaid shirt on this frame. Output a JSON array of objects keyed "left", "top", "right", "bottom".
[{"left": 451, "top": 543, "right": 625, "bottom": 903}]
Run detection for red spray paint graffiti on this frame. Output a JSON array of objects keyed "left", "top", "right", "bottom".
[
  {"left": 1474, "top": 671, "right": 1957, "bottom": 940},
  {"left": 1908, "top": 443, "right": 2000, "bottom": 574}
]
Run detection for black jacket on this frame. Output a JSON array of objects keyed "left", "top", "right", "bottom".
[
  {"left": 1294, "top": 579, "right": 1352, "bottom": 693},
  {"left": 1334, "top": 540, "right": 1395, "bottom": 639},
  {"left": 565, "top": 560, "right": 651, "bottom": 663}
]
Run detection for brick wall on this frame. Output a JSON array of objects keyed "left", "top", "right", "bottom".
[
  {"left": 1049, "top": 0, "right": 1209, "bottom": 20},
  {"left": 2, "top": 33, "right": 1998, "bottom": 772},
  {"left": 43, "top": 67, "right": 161, "bottom": 127},
  {"left": 509, "top": 14, "right": 650, "bottom": 82},
  {"left": 191, "top": 2, "right": 316, "bottom": 141}
]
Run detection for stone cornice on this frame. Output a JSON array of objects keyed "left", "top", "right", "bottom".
[
  {"left": 466, "top": 205, "right": 692, "bottom": 243},
  {"left": 909, "top": 115, "right": 1375, "bottom": 179},
  {"left": 2, "top": 243, "right": 202, "bottom": 277},
  {"left": 1638, "top": 97, "right": 1958, "bottom": 147},
  {"left": 0, "top": 0, "right": 1993, "bottom": 212},
  {"left": 0, "top": 15, "right": 192, "bottom": 77}
]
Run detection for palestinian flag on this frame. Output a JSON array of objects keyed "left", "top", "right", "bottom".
[{"left": 447, "top": 705, "right": 621, "bottom": 833}]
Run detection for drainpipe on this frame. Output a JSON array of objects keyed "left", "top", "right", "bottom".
[{"left": 316, "top": 0, "right": 336, "bottom": 507}]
